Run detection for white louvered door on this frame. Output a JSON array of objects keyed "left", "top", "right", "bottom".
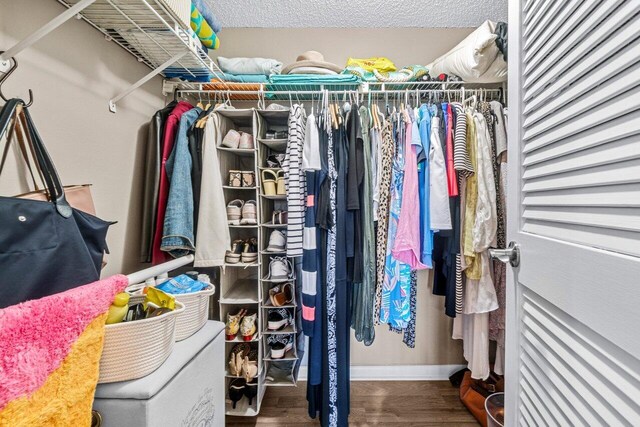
[{"left": 506, "top": 1, "right": 640, "bottom": 425}]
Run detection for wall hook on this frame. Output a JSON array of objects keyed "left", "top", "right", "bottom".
[{"left": 0, "top": 53, "right": 33, "bottom": 107}]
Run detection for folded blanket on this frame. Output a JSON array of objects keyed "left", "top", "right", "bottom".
[
  {"left": 192, "top": 0, "right": 222, "bottom": 33},
  {"left": 269, "top": 74, "right": 361, "bottom": 84},
  {"left": 218, "top": 57, "right": 282, "bottom": 76},
  {"left": 190, "top": 4, "right": 220, "bottom": 49},
  {"left": 342, "top": 65, "right": 430, "bottom": 82},
  {"left": 218, "top": 73, "right": 269, "bottom": 83},
  {"left": 0, "top": 275, "right": 128, "bottom": 425}
]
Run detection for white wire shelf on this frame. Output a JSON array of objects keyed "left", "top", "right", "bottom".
[
  {"left": 59, "top": 0, "right": 220, "bottom": 78},
  {"left": 55, "top": 0, "right": 224, "bottom": 111}
]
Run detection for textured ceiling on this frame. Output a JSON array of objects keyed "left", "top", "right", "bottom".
[{"left": 211, "top": 0, "right": 507, "bottom": 28}]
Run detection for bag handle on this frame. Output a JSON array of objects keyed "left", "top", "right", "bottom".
[
  {"left": 0, "top": 106, "right": 43, "bottom": 190},
  {"left": 0, "top": 99, "right": 72, "bottom": 217}
]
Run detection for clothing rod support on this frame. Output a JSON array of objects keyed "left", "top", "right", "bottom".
[
  {"left": 126, "top": 254, "right": 194, "bottom": 285},
  {"left": 109, "top": 50, "right": 188, "bottom": 113},
  {"left": 0, "top": 0, "right": 98, "bottom": 72},
  {"left": 175, "top": 88, "right": 503, "bottom": 96}
]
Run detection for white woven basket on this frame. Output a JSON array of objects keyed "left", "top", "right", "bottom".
[
  {"left": 98, "top": 299, "right": 185, "bottom": 384},
  {"left": 174, "top": 285, "right": 215, "bottom": 341}
]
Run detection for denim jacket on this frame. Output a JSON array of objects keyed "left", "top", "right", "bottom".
[{"left": 161, "top": 107, "right": 202, "bottom": 257}]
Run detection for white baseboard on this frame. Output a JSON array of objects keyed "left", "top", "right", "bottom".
[{"left": 297, "top": 364, "right": 465, "bottom": 381}]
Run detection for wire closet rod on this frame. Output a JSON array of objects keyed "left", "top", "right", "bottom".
[{"left": 175, "top": 88, "right": 504, "bottom": 96}]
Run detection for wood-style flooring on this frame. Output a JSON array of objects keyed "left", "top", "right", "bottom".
[{"left": 227, "top": 381, "right": 479, "bottom": 426}]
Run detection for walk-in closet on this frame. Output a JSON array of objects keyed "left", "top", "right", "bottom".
[{"left": 1, "top": 1, "right": 640, "bottom": 426}]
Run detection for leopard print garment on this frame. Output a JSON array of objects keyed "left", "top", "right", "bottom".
[{"left": 374, "top": 119, "right": 395, "bottom": 325}]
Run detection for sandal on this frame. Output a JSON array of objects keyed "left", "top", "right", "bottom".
[
  {"left": 261, "top": 169, "right": 278, "bottom": 196},
  {"left": 228, "top": 343, "right": 250, "bottom": 376},
  {"left": 241, "top": 238, "right": 258, "bottom": 264},
  {"left": 228, "top": 170, "right": 242, "bottom": 187},
  {"left": 228, "top": 378, "right": 246, "bottom": 409},
  {"left": 226, "top": 308, "right": 247, "bottom": 340},
  {"left": 240, "top": 313, "right": 257, "bottom": 341},
  {"left": 240, "top": 200, "right": 257, "bottom": 225},
  {"left": 241, "top": 349, "right": 259, "bottom": 381},
  {"left": 242, "top": 171, "right": 255, "bottom": 187},
  {"left": 276, "top": 170, "right": 286, "bottom": 195},
  {"left": 226, "top": 199, "right": 244, "bottom": 225},
  {"left": 269, "top": 283, "right": 293, "bottom": 307},
  {"left": 225, "top": 239, "right": 244, "bottom": 264}
]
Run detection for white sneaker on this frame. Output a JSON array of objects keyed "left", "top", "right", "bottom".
[
  {"left": 266, "top": 230, "right": 286, "bottom": 252},
  {"left": 267, "top": 256, "right": 292, "bottom": 282},
  {"left": 226, "top": 199, "right": 244, "bottom": 225}
]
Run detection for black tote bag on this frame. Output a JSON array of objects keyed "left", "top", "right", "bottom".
[{"left": 0, "top": 99, "right": 114, "bottom": 308}]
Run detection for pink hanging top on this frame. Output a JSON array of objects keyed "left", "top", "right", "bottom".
[{"left": 392, "top": 118, "right": 428, "bottom": 270}]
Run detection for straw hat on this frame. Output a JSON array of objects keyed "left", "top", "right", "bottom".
[{"left": 282, "top": 51, "right": 343, "bottom": 74}]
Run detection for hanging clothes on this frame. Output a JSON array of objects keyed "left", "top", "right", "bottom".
[
  {"left": 302, "top": 112, "right": 321, "bottom": 334},
  {"left": 381, "top": 116, "right": 412, "bottom": 330},
  {"left": 140, "top": 101, "right": 177, "bottom": 263},
  {"left": 284, "top": 104, "right": 307, "bottom": 258},
  {"left": 351, "top": 105, "right": 375, "bottom": 345},
  {"left": 392, "top": 109, "right": 427, "bottom": 270},
  {"left": 194, "top": 113, "right": 230, "bottom": 268},
  {"left": 373, "top": 119, "right": 395, "bottom": 324},
  {"left": 151, "top": 101, "right": 193, "bottom": 265},
  {"left": 161, "top": 107, "right": 202, "bottom": 257},
  {"left": 488, "top": 100, "right": 508, "bottom": 375}
]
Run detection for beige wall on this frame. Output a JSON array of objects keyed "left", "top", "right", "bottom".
[
  {"left": 0, "top": 0, "right": 164, "bottom": 276},
  {"left": 0, "top": 10, "right": 469, "bottom": 366},
  {"left": 215, "top": 27, "right": 473, "bottom": 366},
  {"left": 215, "top": 27, "right": 474, "bottom": 71}
]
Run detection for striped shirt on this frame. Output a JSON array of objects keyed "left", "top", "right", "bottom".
[
  {"left": 283, "top": 105, "right": 306, "bottom": 257},
  {"left": 452, "top": 103, "right": 473, "bottom": 177}
]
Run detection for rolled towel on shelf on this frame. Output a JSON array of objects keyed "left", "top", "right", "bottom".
[
  {"left": 190, "top": 4, "right": 220, "bottom": 49},
  {"left": 218, "top": 57, "right": 283, "bottom": 76},
  {"left": 191, "top": 0, "right": 222, "bottom": 33}
]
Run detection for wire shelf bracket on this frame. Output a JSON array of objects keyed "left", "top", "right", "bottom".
[
  {"left": 0, "top": 0, "right": 98, "bottom": 74},
  {"left": 109, "top": 50, "right": 187, "bottom": 112}
]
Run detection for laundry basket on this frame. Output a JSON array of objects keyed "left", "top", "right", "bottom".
[
  {"left": 174, "top": 285, "right": 216, "bottom": 341},
  {"left": 98, "top": 299, "right": 185, "bottom": 383}
]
